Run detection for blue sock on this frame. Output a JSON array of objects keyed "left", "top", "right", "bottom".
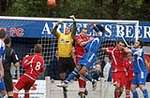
[
  {"left": 132, "top": 90, "right": 139, "bottom": 98},
  {"left": 65, "top": 68, "right": 79, "bottom": 83},
  {"left": 142, "top": 89, "right": 149, "bottom": 98}
]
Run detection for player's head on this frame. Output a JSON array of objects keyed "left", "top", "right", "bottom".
[
  {"left": 0, "top": 29, "right": 6, "bottom": 40},
  {"left": 80, "top": 27, "right": 88, "bottom": 34},
  {"left": 64, "top": 27, "right": 71, "bottom": 35},
  {"left": 4, "top": 36, "right": 11, "bottom": 46},
  {"left": 116, "top": 40, "right": 125, "bottom": 50},
  {"left": 134, "top": 39, "right": 143, "bottom": 48},
  {"left": 34, "top": 44, "right": 42, "bottom": 53}
]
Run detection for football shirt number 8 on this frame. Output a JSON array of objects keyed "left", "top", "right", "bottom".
[{"left": 35, "top": 61, "right": 41, "bottom": 71}]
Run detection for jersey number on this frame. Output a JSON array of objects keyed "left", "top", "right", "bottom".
[{"left": 35, "top": 61, "right": 41, "bottom": 70}]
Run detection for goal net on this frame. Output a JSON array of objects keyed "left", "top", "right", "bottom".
[
  {"left": 0, "top": 16, "right": 140, "bottom": 98},
  {"left": 40, "top": 19, "right": 140, "bottom": 98}
]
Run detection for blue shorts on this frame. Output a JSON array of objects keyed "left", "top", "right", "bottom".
[
  {"left": 132, "top": 71, "right": 148, "bottom": 85},
  {"left": 79, "top": 37, "right": 101, "bottom": 69},
  {"left": 0, "top": 79, "right": 5, "bottom": 91}
]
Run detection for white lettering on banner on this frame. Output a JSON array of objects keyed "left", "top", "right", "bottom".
[
  {"left": 116, "top": 25, "right": 125, "bottom": 37},
  {"left": 105, "top": 25, "right": 112, "bottom": 37},
  {"left": 144, "top": 26, "right": 150, "bottom": 38},
  {"left": 138, "top": 26, "right": 143, "bottom": 38},
  {"left": 41, "top": 22, "right": 150, "bottom": 40},
  {"left": 126, "top": 25, "right": 134, "bottom": 38},
  {"left": 42, "top": 22, "right": 51, "bottom": 34}
]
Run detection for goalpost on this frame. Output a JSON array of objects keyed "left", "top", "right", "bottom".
[{"left": 0, "top": 16, "right": 140, "bottom": 98}]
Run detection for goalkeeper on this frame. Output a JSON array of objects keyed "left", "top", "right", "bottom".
[{"left": 51, "top": 16, "right": 76, "bottom": 81}]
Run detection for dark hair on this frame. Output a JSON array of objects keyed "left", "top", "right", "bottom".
[
  {"left": 4, "top": 36, "right": 11, "bottom": 45},
  {"left": 34, "top": 44, "right": 42, "bottom": 53},
  {"left": 82, "top": 27, "right": 87, "bottom": 31},
  {"left": 137, "top": 39, "right": 143, "bottom": 48},
  {"left": 0, "top": 29, "right": 6, "bottom": 39},
  {"left": 116, "top": 40, "right": 124, "bottom": 44}
]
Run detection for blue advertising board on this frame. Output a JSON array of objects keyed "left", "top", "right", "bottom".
[{"left": 0, "top": 16, "right": 149, "bottom": 42}]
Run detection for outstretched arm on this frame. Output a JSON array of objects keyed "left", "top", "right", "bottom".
[
  {"left": 93, "top": 24, "right": 106, "bottom": 33},
  {"left": 51, "top": 21, "right": 62, "bottom": 37},
  {"left": 70, "top": 15, "right": 77, "bottom": 38}
]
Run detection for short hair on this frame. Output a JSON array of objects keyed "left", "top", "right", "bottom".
[
  {"left": 82, "top": 27, "right": 87, "bottom": 30},
  {"left": 4, "top": 36, "right": 11, "bottom": 45},
  {"left": 137, "top": 39, "right": 143, "bottom": 48},
  {"left": 34, "top": 44, "right": 42, "bottom": 53},
  {"left": 81, "top": 27, "right": 88, "bottom": 33},
  {"left": 116, "top": 40, "right": 124, "bottom": 44},
  {"left": 0, "top": 29, "right": 6, "bottom": 39}
]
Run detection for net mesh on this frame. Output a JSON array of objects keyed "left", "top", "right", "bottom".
[
  {"left": 0, "top": 17, "right": 140, "bottom": 98},
  {"left": 10, "top": 19, "right": 139, "bottom": 79}
]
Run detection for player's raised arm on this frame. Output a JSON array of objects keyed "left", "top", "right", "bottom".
[
  {"left": 51, "top": 20, "right": 63, "bottom": 37},
  {"left": 70, "top": 15, "right": 77, "bottom": 38},
  {"left": 93, "top": 24, "right": 106, "bottom": 32}
]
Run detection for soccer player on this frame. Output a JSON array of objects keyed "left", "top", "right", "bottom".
[
  {"left": 13, "top": 44, "right": 45, "bottom": 98},
  {"left": 102, "top": 40, "right": 127, "bottom": 98},
  {"left": 0, "top": 29, "right": 6, "bottom": 97},
  {"left": 51, "top": 16, "right": 76, "bottom": 81},
  {"left": 124, "top": 53, "right": 133, "bottom": 98},
  {"left": 3, "top": 37, "right": 20, "bottom": 98},
  {"left": 131, "top": 39, "right": 149, "bottom": 98},
  {"left": 74, "top": 27, "right": 93, "bottom": 96}
]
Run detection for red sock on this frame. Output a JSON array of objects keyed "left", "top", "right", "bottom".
[
  {"left": 114, "top": 88, "right": 122, "bottom": 98},
  {"left": 13, "top": 93, "right": 18, "bottom": 98},
  {"left": 78, "top": 78, "right": 86, "bottom": 88}
]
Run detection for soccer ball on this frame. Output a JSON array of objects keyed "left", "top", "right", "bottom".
[{"left": 47, "top": 0, "right": 56, "bottom": 8}]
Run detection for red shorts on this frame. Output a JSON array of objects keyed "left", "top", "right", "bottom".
[
  {"left": 126, "top": 80, "right": 132, "bottom": 90},
  {"left": 75, "top": 57, "right": 81, "bottom": 65},
  {"left": 125, "top": 71, "right": 133, "bottom": 90},
  {"left": 112, "top": 71, "right": 126, "bottom": 87},
  {"left": 126, "top": 71, "right": 133, "bottom": 81},
  {"left": 15, "top": 75, "right": 35, "bottom": 91}
]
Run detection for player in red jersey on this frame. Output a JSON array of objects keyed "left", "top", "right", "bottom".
[
  {"left": 103, "top": 40, "right": 127, "bottom": 98},
  {"left": 13, "top": 44, "right": 45, "bottom": 98},
  {"left": 74, "top": 27, "right": 93, "bottom": 96},
  {"left": 124, "top": 53, "right": 133, "bottom": 98},
  {"left": 74, "top": 28, "right": 92, "bottom": 65}
]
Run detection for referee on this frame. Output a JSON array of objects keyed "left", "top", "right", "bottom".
[{"left": 3, "top": 37, "right": 20, "bottom": 98}]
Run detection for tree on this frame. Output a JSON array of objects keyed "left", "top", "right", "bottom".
[
  {"left": 3, "top": 0, "right": 150, "bottom": 21},
  {"left": 6, "top": 0, "right": 48, "bottom": 17}
]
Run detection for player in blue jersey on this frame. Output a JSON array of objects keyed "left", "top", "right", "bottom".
[
  {"left": 131, "top": 39, "right": 149, "bottom": 98},
  {"left": 0, "top": 29, "right": 6, "bottom": 97},
  {"left": 57, "top": 24, "right": 106, "bottom": 88}
]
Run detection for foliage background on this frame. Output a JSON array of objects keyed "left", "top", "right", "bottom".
[{"left": 0, "top": 0, "right": 149, "bottom": 20}]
